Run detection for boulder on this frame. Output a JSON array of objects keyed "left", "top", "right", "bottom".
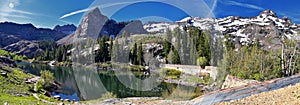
[
  {"left": 53, "top": 95, "right": 61, "bottom": 99},
  {"left": 1, "top": 72, "right": 7, "bottom": 77}
]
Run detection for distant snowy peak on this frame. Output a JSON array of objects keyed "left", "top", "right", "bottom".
[
  {"left": 143, "top": 10, "right": 299, "bottom": 45},
  {"left": 176, "top": 17, "right": 192, "bottom": 23},
  {"left": 143, "top": 22, "right": 179, "bottom": 33}
]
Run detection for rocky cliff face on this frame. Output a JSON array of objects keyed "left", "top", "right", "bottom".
[
  {"left": 0, "top": 33, "right": 21, "bottom": 48},
  {"left": 77, "top": 8, "right": 109, "bottom": 39},
  {"left": 119, "top": 20, "right": 148, "bottom": 35},
  {"left": 57, "top": 8, "right": 148, "bottom": 45},
  {"left": 3, "top": 40, "right": 43, "bottom": 58},
  {"left": 0, "top": 22, "right": 72, "bottom": 58},
  {"left": 57, "top": 8, "right": 108, "bottom": 45}
]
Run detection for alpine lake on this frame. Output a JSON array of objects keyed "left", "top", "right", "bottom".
[{"left": 17, "top": 62, "right": 202, "bottom": 101}]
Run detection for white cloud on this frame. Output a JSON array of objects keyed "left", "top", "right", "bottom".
[
  {"left": 60, "top": 8, "right": 90, "bottom": 19},
  {"left": 221, "top": 0, "right": 264, "bottom": 10}
]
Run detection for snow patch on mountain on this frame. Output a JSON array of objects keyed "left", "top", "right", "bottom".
[{"left": 143, "top": 10, "right": 300, "bottom": 45}]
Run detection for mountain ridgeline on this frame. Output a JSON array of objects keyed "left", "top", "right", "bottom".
[
  {"left": 0, "top": 22, "right": 76, "bottom": 58},
  {"left": 0, "top": 22, "right": 75, "bottom": 41},
  {"left": 145, "top": 10, "right": 300, "bottom": 49},
  {"left": 53, "top": 24, "right": 77, "bottom": 34}
]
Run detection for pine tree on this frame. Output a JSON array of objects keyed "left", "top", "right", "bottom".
[
  {"left": 163, "top": 40, "right": 171, "bottom": 60},
  {"left": 167, "top": 48, "right": 174, "bottom": 64},
  {"left": 181, "top": 30, "right": 188, "bottom": 64},
  {"left": 62, "top": 45, "right": 67, "bottom": 62},
  {"left": 44, "top": 48, "right": 49, "bottom": 60},
  {"left": 166, "top": 28, "right": 172, "bottom": 42},
  {"left": 174, "top": 27, "right": 181, "bottom": 51},
  {"left": 183, "top": 26, "right": 187, "bottom": 32},
  {"left": 112, "top": 39, "right": 119, "bottom": 62},
  {"left": 96, "top": 37, "right": 109, "bottom": 63},
  {"left": 56, "top": 46, "right": 62, "bottom": 62},
  {"left": 224, "top": 34, "right": 234, "bottom": 51},
  {"left": 197, "top": 31, "right": 211, "bottom": 66},
  {"left": 187, "top": 27, "right": 198, "bottom": 65},
  {"left": 137, "top": 43, "right": 144, "bottom": 65},
  {"left": 164, "top": 28, "right": 173, "bottom": 64},
  {"left": 172, "top": 49, "right": 181, "bottom": 64},
  {"left": 132, "top": 43, "right": 138, "bottom": 65},
  {"left": 109, "top": 38, "right": 113, "bottom": 61}
]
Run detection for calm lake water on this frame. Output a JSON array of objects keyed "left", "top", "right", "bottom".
[{"left": 17, "top": 62, "right": 201, "bottom": 101}]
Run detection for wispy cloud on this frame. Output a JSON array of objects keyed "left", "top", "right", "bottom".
[
  {"left": 60, "top": 8, "right": 90, "bottom": 19},
  {"left": 221, "top": 0, "right": 264, "bottom": 10},
  {"left": 0, "top": 0, "right": 35, "bottom": 22},
  {"left": 0, "top": 12, "right": 30, "bottom": 19},
  {"left": 60, "top": 0, "right": 160, "bottom": 19},
  {"left": 208, "top": 0, "right": 218, "bottom": 18}
]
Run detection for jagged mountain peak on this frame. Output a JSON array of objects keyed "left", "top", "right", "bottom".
[
  {"left": 75, "top": 7, "right": 109, "bottom": 39},
  {"left": 86, "top": 7, "right": 105, "bottom": 19},
  {"left": 260, "top": 10, "right": 277, "bottom": 18},
  {"left": 89, "top": 7, "right": 100, "bottom": 13},
  {"left": 143, "top": 10, "right": 300, "bottom": 48},
  {"left": 57, "top": 7, "right": 148, "bottom": 45}
]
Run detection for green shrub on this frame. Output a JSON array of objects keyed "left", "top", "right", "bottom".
[
  {"left": 101, "top": 92, "right": 116, "bottom": 99},
  {"left": 0, "top": 49, "right": 26, "bottom": 61},
  {"left": 250, "top": 73, "right": 262, "bottom": 81},
  {"left": 129, "top": 65, "right": 143, "bottom": 71},
  {"left": 160, "top": 68, "right": 182, "bottom": 76},
  {"left": 0, "top": 49, "right": 10, "bottom": 57},
  {"left": 40, "top": 70, "right": 54, "bottom": 88},
  {"left": 203, "top": 75, "right": 211, "bottom": 83},
  {"left": 36, "top": 80, "right": 45, "bottom": 93},
  {"left": 236, "top": 72, "right": 246, "bottom": 79},
  {"left": 197, "top": 57, "right": 208, "bottom": 68}
]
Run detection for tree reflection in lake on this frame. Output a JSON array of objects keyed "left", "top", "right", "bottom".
[{"left": 17, "top": 63, "right": 201, "bottom": 101}]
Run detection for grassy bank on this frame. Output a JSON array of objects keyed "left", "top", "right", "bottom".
[
  {"left": 0, "top": 65, "right": 68, "bottom": 104},
  {"left": 0, "top": 66, "right": 50, "bottom": 104}
]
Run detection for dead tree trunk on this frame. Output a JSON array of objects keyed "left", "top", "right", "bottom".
[
  {"left": 281, "top": 43, "right": 285, "bottom": 76},
  {"left": 288, "top": 44, "right": 298, "bottom": 76}
]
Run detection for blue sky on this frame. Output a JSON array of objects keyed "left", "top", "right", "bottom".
[{"left": 1, "top": 0, "right": 299, "bottom": 28}]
